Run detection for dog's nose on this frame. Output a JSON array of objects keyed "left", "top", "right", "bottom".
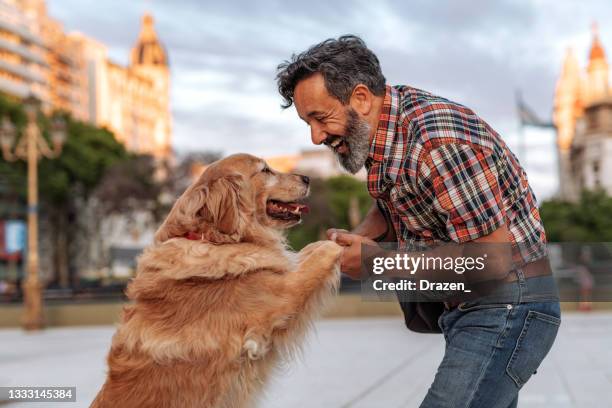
[{"left": 300, "top": 175, "right": 310, "bottom": 185}]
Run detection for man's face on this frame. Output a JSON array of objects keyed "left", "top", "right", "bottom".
[{"left": 294, "top": 73, "right": 371, "bottom": 174}]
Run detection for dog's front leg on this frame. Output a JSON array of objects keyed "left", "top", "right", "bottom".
[
  {"left": 271, "top": 241, "right": 342, "bottom": 336},
  {"left": 238, "top": 241, "right": 341, "bottom": 366},
  {"left": 293, "top": 240, "right": 343, "bottom": 296}
]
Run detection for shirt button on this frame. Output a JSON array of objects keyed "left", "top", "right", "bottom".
[{"left": 506, "top": 304, "right": 513, "bottom": 310}]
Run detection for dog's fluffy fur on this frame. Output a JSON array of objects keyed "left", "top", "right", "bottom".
[{"left": 91, "top": 154, "right": 342, "bottom": 408}]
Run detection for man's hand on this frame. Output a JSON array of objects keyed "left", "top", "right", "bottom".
[{"left": 327, "top": 228, "right": 377, "bottom": 280}]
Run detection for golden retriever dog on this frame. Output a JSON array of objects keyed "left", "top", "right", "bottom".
[{"left": 91, "top": 154, "right": 342, "bottom": 408}]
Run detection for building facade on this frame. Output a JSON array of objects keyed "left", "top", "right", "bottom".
[
  {"left": 0, "top": 0, "right": 172, "bottom": 158},
  {"left": 0, "top": 0, "right": 48, "bottom": 106},
  {"left": 554, "top": 25, "right": 611, "bottom": 200},
  {"left": 87, "top": 13, "right": 172, "bottom": 158}
]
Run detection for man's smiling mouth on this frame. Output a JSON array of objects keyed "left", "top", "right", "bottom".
[
  {"left": 326, "top": 136, "right": 348, "bottom": 154},
  {"left": 329, "top": 138, "right": 342, "bottom": 148}
]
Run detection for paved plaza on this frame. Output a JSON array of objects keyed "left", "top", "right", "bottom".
[{"left": 0, "top": 312, "right": 611, "bottom": 407}]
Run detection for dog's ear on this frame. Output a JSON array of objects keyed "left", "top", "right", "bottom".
[
  {"left": 200, "top": 174, "right": 245, "bottom": 239},
  {"left": 154, "top": 174, "right": 246, "bottom": 244},
  {"left": 154, "top": 183, "right": 204, "bottom": 243}
]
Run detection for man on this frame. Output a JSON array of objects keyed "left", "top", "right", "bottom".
[{"left": 276, "top": 35, "right": 560, "bottom": 408}]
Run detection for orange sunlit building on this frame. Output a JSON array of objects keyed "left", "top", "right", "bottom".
[
  {"left": 554, "top": 24, "right": 611, "bottom": 200},
  {"left": 0, "top": 0, "right": 172, "bottom": 159}
]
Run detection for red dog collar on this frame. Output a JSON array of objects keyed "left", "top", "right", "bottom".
[{"left": 183, "top": 232, "right": 203, "bottom": 241}]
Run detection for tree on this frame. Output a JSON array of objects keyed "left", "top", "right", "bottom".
[
  {"left": 39, "top": 118, "right": 130, "bottom": 288},
  {"left": 0, "top": 93, "right": 138, "bottom": 288},
  {"left": 287, "top": 175, "right": 372, "bottom": 250},
  {"left": 539, "top": 190, "right": 612, "bottom": 242},
  {"left": 0, "top": 95, "right": 27, "bottom": 215},
  {"left": 93, "top": 154, "right": 160, "bottom": 215}
]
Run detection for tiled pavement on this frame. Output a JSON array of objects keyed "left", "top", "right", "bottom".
[{"left": 1, "top": 313, "right": 610, "bottom": 407}]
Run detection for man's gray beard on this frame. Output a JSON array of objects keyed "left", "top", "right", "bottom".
[{"left": 335, "top": 108, "right": 371, "bottom": 174}]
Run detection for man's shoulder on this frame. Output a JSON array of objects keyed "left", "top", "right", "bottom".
[
  {"left": 393, "top": 85, "right": 495, "bottom": 152},
  {"left": 394, "top": 85, "right": 477, "bottom": 124}
]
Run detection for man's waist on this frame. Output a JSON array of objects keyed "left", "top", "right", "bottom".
[
  {"left": 506, "top": 257, "right": 552, "bottom": 282},
  {"left": 444, "top": 257, "right": 553, "bottom": 310}
]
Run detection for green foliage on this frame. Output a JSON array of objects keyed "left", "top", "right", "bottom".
[
  {"left": 0, "top": 92, "right": 162, "bottom": 284},
  {"left": 38, "top": 120, "right": 127, "bottom": 204},
  {"left": 287, "top": 175, "right": 372, "bottom": 250},
  {"left": 0, "top": 93, "right": 129, "bottom": 206},
  {"left": 326, "top": 175, "right": 372, "bottom": 226},
  {"left": 540, "top": 190, "right": 612, "bottom": 242},
  {"left": 0, "top": 94, "right": 28, "bottom": 212}
]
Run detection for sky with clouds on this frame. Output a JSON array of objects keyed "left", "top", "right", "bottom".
[{"left": 47, "top": 0, "right": 611, "bottom": 200}]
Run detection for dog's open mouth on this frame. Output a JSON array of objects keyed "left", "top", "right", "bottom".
[{"left": 266, "top": 199, "right": 309, "bottom": 221}]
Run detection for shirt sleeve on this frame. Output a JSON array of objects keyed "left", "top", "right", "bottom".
[{"left": 417, "top": 143, "right": 506, "bottom": 243}]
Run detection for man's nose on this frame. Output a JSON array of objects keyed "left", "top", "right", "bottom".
[{"left": 310, "top": 127, "right": 327, "bottom": 145}]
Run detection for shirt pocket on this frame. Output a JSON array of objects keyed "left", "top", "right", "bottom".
[{"left": 506, "top": 310, "right": 560, "bottom": 388}]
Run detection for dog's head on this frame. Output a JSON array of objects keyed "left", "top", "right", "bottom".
[{"left": 154, "top": 153, "right": 310, "bottom": 244}]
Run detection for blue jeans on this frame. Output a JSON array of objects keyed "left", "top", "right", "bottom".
[{"left": 420, "top": 301, "right": 561, "bottom": 408}]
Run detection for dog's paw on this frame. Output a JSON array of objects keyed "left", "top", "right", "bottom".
[
  {"left": 300, "top": 240, "right": 342, "bottom": 264},
  {"left": 298, "top": 240, "right": 327, "bottom": 259},
  {"left": 317, "top": 240, "right": 343, "bottom": 258},
  {"left": 300, "top": 240, "right": 342, "bottom": 256},
  {"left": 242, "top": 338, "right": 269, "bottom": 360}
]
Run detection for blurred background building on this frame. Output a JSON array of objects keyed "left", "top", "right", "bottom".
[
  {"left": 554, "top": 25, "right": 611, "bottom": 200},
  {"left": 0, "top": 0, "right": 171, "bottom": 158},
  {"left": 0, "top": 0, "right": 48, "bottom": 105},
  {"left": 266, "top": 149, "right": 366, "bottom": 180}
]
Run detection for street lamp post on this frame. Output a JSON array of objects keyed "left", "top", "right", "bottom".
[{"left": 0, "top": 95, "right": 66, "bottom": 331}]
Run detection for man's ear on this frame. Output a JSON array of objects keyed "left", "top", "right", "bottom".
[
  {"left": 349, "top": 84, "right": 373, "bottom": 116},
  {"left": 200, "top": 174, "right": 245, "bottom": 238}
]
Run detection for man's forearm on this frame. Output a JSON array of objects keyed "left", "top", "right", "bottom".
[{"left": 352, "top": 203, "right": 394, "bottom": 241}]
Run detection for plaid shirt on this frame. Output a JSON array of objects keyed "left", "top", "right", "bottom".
[{"left": 366, "top": 85, "right": 546, "bottom": 265}]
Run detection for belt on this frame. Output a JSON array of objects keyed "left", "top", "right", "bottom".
[
  {"left": 444, "top": 257, "right": 552, "bottom": 310},
  {"left": 504, "top": 257, "right": 552, "bottom": 282}
]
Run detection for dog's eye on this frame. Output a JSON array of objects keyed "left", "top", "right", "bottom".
[{"left": 262, "top": 166, "right": 272, "bottom": 174}]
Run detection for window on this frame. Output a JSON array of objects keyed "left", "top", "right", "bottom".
[{"left": 593, "top": 161, "right": 601, "bottom": 187}]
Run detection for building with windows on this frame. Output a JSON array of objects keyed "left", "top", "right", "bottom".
[
  {"left": 0, "top": 0, "right": 172, "bottom": 158},
  {"left": 0, "top": 0, "right": 48, "bottom": 106},
  {"left": 80, "top": 13, "right": 172, "bottom": 158}
]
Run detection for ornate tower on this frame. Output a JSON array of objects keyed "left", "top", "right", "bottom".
[
  {"left": 553, "top": 48, "right": 583, "bottom": 200},
  {"left": 554, "top": 48, "right": 583, "bottom": 152},
  {"left": 130, "top": 13, "right": 172, "bottom": 158},
  {"left": 586, "top": 23, "right": 609, "bottom": 103},
  {"left": 554, "top": 24, "right": 612, "bottom": 200}
]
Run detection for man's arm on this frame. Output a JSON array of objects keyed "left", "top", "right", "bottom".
[
  {"left": 354, "top": 203, "right": 397, "bottom": 242},
  {"left": 334, "top": 223, "right": 513, "bottom": 284},
  {"left": 327, "top": 202, "right": 395, "bottom": 242}
]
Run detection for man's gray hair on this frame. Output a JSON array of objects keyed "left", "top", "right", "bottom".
[{"left": 276, "top": 35, "right": 386, "bottom": 109}]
